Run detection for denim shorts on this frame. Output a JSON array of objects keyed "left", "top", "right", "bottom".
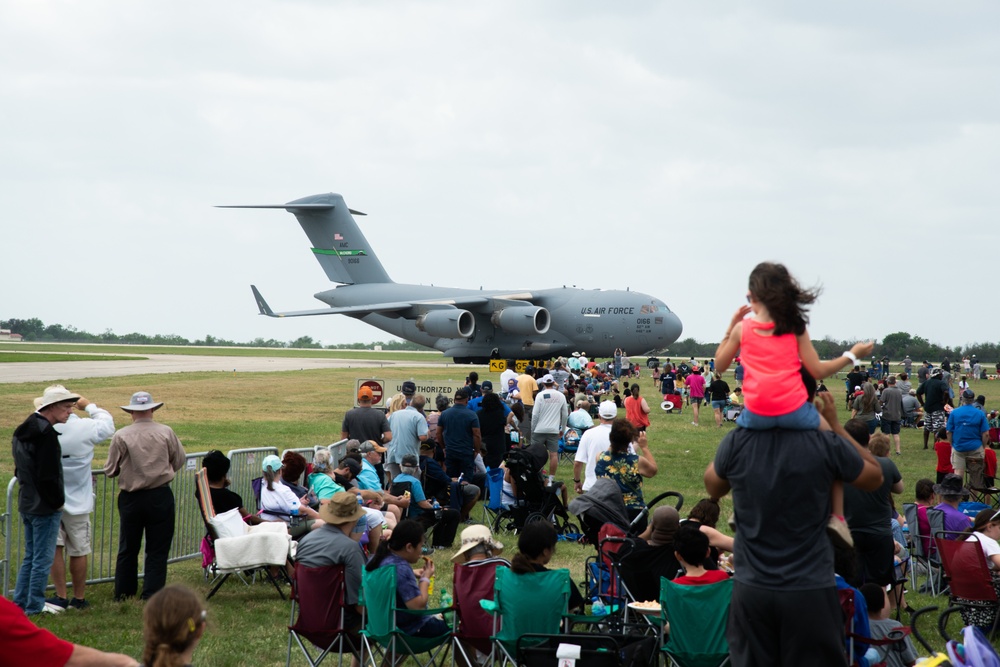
[{"left": 736, "top": 402, "right": 820, "bottom": 430}]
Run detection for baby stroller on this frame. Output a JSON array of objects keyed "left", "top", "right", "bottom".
[
  {"left": 723, "top": 400, "right": 743, "bottom": 423},
  {"left": 490, "top": 446, "right": 579, "bottom": 536}
]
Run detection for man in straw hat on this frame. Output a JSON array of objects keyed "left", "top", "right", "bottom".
[
  {"left": 104, "top": 391, "right": 186, "bottom": 601},
  {"left": 294, "top": 491, "right": 368, "bottom": 632},
  {"left": 11, "top": 384, "right": 80, "bottom": 615}
]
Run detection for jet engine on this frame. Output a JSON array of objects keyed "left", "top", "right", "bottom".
[
  {"left": 416, "top": 309, "right": 476, "bottom": 339},
  {"left": 491, "top": 306, "right": 550, "bottom": 335}
]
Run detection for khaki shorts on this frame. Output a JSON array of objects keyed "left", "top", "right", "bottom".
[
  {"left": 952, "top": 446, "right": 985, "bottom": 475},
  {"left": 56, "top": 513, "right": 91, "bottom": 557}
]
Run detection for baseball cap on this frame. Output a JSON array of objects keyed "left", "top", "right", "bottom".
[
  {"left": 261, "top": 454, "right": 283, "bottom": 472},
  {"left": 931, "top": 368, "right": 943, "bottom": 377},
  {"left": 401, "top": 454, "right": 419, "bottom": 467},
  {"left": 358, "top": 386, "right": 374, "bottom": 400},
  {"left": 401, "top": 381, "right": 416, "bottom": 396},
  {"left": 541, "top": 374, "right": 555, "bottom": 384},
  {"left": 962, "top": 389, "right": 975, "bottom": 400},
  {"left": 481, "top": 380, "right": 493, "bottom": 391},
  {"left": 598, "top": 401, "right": 617, "bottom": 419},
  {"left": 358, "top": 440, "right": 387, "bottom": 454},
  {"left": 454, "top": 387, "right": 470, "bottom": 400}
]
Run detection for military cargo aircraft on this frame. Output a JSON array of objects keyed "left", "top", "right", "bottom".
[{"left": 221, "top": 193, "right": 683, "bottom": 363}]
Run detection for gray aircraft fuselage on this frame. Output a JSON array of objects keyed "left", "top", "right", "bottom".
[{"left": 225, "top": 192, "right": 683, "bottom": 363}]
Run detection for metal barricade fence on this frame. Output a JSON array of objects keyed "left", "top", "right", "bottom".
[
  {"left": 326, "top": 439, "right": 348, "bottom": 467},
  {"left": 2, "top": 452, "right": 209, "bottom": 598},
  {"left": 225, "top": 447, "right": 280, "bottom": 513}
]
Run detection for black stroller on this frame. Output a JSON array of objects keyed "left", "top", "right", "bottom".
[{"left": 489, "top": 446, "right": 579, "bottom": 535}]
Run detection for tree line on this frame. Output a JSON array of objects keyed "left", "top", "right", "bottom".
[
  {"left": 3, "top": 317, "right": 996, "bottom": 362},
  {"left": 0, "top": 318, "right": 433, "bottom": 351}
]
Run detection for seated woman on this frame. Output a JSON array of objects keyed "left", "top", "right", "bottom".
[
  {"left": 259, "top": 454, "right": 321, "bottom": 538},
  {"left": 451, "top": 525, "right": 509, "bottom": 664},
  {"left": 510, "top": 521, "right": 585, "bottom": 612},
  {"left": 567, "top": 400, "right": 595, "bottom": 432},
  {"left": 683, "top": 499, "right": 734, "bottom": 563},
  {"left": 594, "top": 419, "right": 658, "bottom": 530},
  {"left": 308, "top": 449, "right": 346, "bottom": 501},
  {"left": 280, "top": 451, "right": 311, "bottom": 500},
  {"left": 452, "top": 524, "right": 509, "bottom": 568},
  {"left": 365, "top": 519, "right": 449, "bottom": 638},
  {"left": 199, "top": 450, "right": 261, "bottom": 525},
  {"left": 957, "top": 508, "right": 1000, "bottom": 631}
]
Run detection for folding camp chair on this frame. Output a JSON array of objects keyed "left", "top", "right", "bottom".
[
  {"left": 481, "top": 467, "right": 513, "bottom": 532},
  {"left": 359, "top": 565, "right": 452, "bottom": 667},
  {"left": 660, "top": 577, "right": 733, "bottom": 667},
  {"left": 451, "top": 560, "right": 503, "bottom": 667},
  {"left": 287, "top": 563, "right": 359, "bottom": 667},
  {"left": 966, "top": 458, "right": 1000, "bottom": 508},
  {"left": 935, "top": 533, "right": 1000, "bottom": 639},
  {"left": 558, "top": 428, "right": 581, "bottom": 463},
  {"left": 195, "top": 468, "right": 292, "bottom": 600},
  {"left": 480, "top": 567, "right": 571, "bottom": 667}
]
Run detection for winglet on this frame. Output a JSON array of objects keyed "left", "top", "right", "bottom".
[{"left": 250, "top": 285, "right": 276, "bottom": 317}]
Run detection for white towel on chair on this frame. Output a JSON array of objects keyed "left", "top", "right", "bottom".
[{"left": 214, "top": 528, "right": 291, "bottom": 571}]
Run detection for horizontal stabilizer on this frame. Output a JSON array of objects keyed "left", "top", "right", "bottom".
[{"left": 217, "top": 204, "right": 367, "bottom": 216}]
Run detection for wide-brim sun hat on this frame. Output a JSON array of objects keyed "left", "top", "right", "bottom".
[
  {"left": 35, "top": 385, "right": 81, "bottom": 410},
  {"left": 120, "top": 391, "right": 163, "bottom": 412},
  {"left": 451, "top": 524, "right": 504, "bottom": 563},
  {"left": 933, "top": 474, "right": 970, "bottom": 497},
  {"left": 318, "top": 491, "right": 367, "bottom": 525}
]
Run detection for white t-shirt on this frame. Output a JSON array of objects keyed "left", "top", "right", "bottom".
[
  {"left": 968, "top": 532, "right": 1000, "bottom": 569},
  {"left": 574, "top": 423, "right": 635, "bottom": 491},
  {"left": 260, "top": 481, "right": 300, "bottom": 522}
]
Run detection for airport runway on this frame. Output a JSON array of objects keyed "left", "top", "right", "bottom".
[{"left": 0, "top": 354, "right": 450, "bottom": 384}]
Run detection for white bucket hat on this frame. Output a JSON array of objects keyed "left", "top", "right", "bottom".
[
  {"left": 35, "top": 385, "right": 81, "bottom": 410},
  {"left": 120, "top": 391, "right": 164, "bottom": 412},
  {"left": 450, "top": 524, "right": 504, "bottom": 563}
]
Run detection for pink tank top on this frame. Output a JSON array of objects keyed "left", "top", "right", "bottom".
[{"left": 740, "top": 318, "right": 807, "bottom": 416}]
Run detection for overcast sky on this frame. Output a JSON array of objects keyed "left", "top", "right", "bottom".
[{"left": 3, "top": 1, "right": 998, "bottom": 351}]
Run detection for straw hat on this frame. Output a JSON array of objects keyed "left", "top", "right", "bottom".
[{"left": 451, "top": 524, "right": 504, "bottom": 563}]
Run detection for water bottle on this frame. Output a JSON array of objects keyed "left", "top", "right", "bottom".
[
  {"left": 591, "top": 597, "right": 607, "bottom": 616},
  {"left": 289, "top": 500, "right": 299, "bottom": 525},
  {"left": 440, "top": 588, "right": 453, "bottom": 624}
]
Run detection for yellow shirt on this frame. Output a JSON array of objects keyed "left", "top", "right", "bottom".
[{"left": 517, "top": 374, "right": 539, "bottom": 406}]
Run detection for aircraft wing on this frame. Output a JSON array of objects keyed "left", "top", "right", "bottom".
[{"left": 251, "top": 285, "right": 491, "bottom": 318}]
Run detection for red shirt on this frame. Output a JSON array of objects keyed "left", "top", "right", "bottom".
[
  {"left": 672, "top": 570, "right": 731, "bottom": 586},
  {"left": 739, "top": 318, "right": 806, "bottom": 416},
  {"left": 934, "top": 440, "right": 955, "bottom": 474},
  {"left": 0, "top": 596, "right": 74, "bottom": 666},
  {"left": 986, "top": 448, "right": 997, "bottom": 478}
]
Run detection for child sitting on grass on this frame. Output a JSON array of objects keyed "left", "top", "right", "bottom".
[
  {"left": 142, "top": 584, "right": 207, "bottom": 667},
  {"left": 715, "top": 261, "right": 873, "bottom": 547}
]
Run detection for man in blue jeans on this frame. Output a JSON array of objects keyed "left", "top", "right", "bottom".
[{"left": 12, "top": 385, "right": 81, "bottom": 615}]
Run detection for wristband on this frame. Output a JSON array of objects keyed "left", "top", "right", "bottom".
[
  {"left": 574, "top": 479, "right": 581, "bottom": 484},
  {"left": 419, "top": 577, "right": 430, "bottom": 584},
  {"left": 842, "top": 351, "right": 858, "bottom": 366}
]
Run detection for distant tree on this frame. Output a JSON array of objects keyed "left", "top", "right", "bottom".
[{"left": 289, "top": 336, "right": 321, "bottom": 349}]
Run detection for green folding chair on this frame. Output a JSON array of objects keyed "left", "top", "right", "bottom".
[
  {"left": 359, "top": 565, "right": 452, "bottom": 667},
  {"left": 479, "top": 567, "right": 571, "bottom": 667},
  {"left": 660, "top": 577, "right": 733, "bottom": 667}
]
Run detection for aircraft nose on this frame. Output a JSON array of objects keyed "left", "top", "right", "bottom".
[{"left": 660, "top": 311, "right": 683, "bottom": 345}]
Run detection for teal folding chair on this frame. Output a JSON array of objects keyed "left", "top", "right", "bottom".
[
  {"left": 359, "top": 565, "right": 452, "bottom": 667},
  {"left": 660, "top": 577, "right": 733, "bottom": 667},
  {"left": 480, "top": 567, "right": 571, "bottom": 667}
]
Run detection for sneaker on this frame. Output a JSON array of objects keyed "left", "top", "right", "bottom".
[
  {"left": 827, "top": 515, "right": 854, "bottom": 548},
  {"left": 68, "top": 598, "right": 90, "bottom": 610},
  {"left": 44, "top": 596, "right": 68, "bottom": 611},
  {"left": 42, "top": 602, "right": 66, "bottom": 614}
]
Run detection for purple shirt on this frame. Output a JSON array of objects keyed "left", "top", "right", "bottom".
[
  {"left": 381, "top": 553, "right": 431, "bottom": 634},
  {"left": 935, "top": 503, "right": 972, "bottom": 538}
]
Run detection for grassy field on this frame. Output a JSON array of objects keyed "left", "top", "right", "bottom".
[
  {"left": 0, "top": 341, "right": 450, "bottom": 362},
  {"left": 0, "top": 352, "right": 147, "bottom": 363},
  {"left": 1, "top": 359, "right": 998, "bottom": 663}
]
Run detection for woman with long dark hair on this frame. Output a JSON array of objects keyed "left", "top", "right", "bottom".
[
  {"left": 594, "top": 419, "right": 658, "bottom": 528},
  {"left": 510, "top": 521, "right": 584, "bottom": 611},
  {"left": 623, "top": 384, "right": 650, "bottom": 432},
  {"left": 478, "top": 392, "right": 509, "bottom": 469},
  {"left": 851, "top": 382, "right": 881, "bottom": 435}
]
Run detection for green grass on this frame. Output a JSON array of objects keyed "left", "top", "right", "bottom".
[
  {"left": 0, "top": 342, "right": 450, "bottom": 362},
  {"left": 0, "top": 353, "right": 147, "bottom": 362},
  {"left": 2, "top": 360, "right": 997, "bottom": 662}
]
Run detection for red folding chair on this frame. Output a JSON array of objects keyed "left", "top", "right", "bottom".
[
  {"left": 287, "top": 563, "right": 360, "bottom": 667},
  {"left": 936, "top": 533, "right": 1000, "bottom": 639},
  {"left": 451, "top": 560, "right": 504, "bottom": 666}
]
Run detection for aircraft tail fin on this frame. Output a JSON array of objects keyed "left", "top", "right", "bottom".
[{"left": 219, "top": 193, "right": 392, "bottom": 285}]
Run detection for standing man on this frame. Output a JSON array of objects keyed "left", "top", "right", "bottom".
[
  {"left": 916, "top": 368, "right": 949, "bottom": 450},
  {"left": 879, "top": 376, "right": 904, "bottom": 456},
  {"left": 550, "top": 361, "right": 571, "bottom": 391},
  {"left": 385, "top": 395, "right": 429, "bottom": 481},
  {"left": 104, "top": 392, "right": 185, "bottom": 601},
  {"left": 12, "top": 385, "right": 79, "bottom": 615},
  {"left": 341, "top": 387, "right": 392, "bottom": 449},
  {"left": 45, "top": 394, "right": 115, "bottom": 612},
  {"left": 947, "top": 389, "right": 990, "bottom": 477},
  {"left": 438, "top": 388, "right": 482, "bottom": 479},
  {"left": 705, "top": 393, "right": 883, "bottom": 665},
  {"left": 515, "top": 366, "right": 539, "bottom": 446},
  {"left": 573, "top": 401, "right": 624, "bottom": 494},
  {"left": 531, "top": 375, "right": 569, "bottom": 478},
  {"left": 903, "top": 355, "right": 912, "bottom": 376}
]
